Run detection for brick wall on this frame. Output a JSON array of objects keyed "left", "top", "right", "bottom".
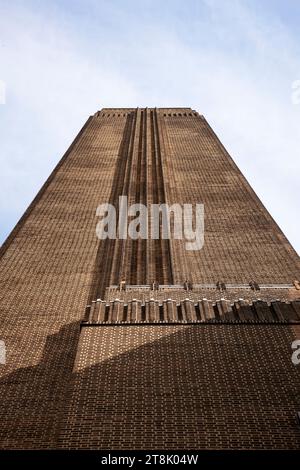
[
  {"left": 0, "top": 108, "right": 299, "bottom": 449},
  {"left": 60, "top": 324, "right": 300, "bottom": 449},
  {"left": 0, "top": 114, "right": 126, "bottom": 447}
]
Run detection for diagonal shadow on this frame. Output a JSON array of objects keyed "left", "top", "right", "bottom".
[
  {"left": 60, "top": 323, "right": 300, "bottom": 450},
  {"left": 0, "top": 321, "right": 81, "bottom": 449},
  {"left": 0, "top": 320, "right": 300, "bottom": 449}
]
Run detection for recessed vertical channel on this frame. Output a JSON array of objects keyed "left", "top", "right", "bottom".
[
  {"left": 152, "top": 109, "right": 174, "bottom": 284},
  {"left": 92, "top": 108, "right": 174, "bottom": 301}
]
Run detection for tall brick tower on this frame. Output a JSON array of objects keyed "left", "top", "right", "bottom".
[{"left": 0, "top": 107, "right": 300, "bottom": 450}]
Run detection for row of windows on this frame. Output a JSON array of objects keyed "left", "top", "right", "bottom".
[
  {"left": 99, "top": 113, "right": 128, "bottom": 117},
  {"left": 98, "top": 112, "right": 198, "bottom": 118},
  {"left": 163, "top": 112, "right": 198, "bottom": 117}
]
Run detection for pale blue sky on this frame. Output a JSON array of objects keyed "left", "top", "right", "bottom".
[{"left": 0, "top": 0, "right": 299, "bottom": 253}]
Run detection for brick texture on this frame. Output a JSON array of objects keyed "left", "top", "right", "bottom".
[
  {"left": 0, "top": 107, "right": 299, "bottom": 449},
  {"left": 60, "top": 325, "right": 300, "bottom": 449}
]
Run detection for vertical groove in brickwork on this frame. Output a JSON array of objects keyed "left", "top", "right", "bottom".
[
  {"left": 145, "top": 108, "right": 153, "bottom": 282},
  {"left": 150, "top": 110, "right": 163, "bottom": 283},
  {"left": 153, "top": 109, "right": 174, "bottom": 284},
  {"left": 107, "top": 113, "right": 134, "bottom": 286},
  {"left": 89, "top": 113, "right": 134, "bottom": 300},
  {"left": 157, "top": 110, "right": 188, "bottom": 283},
  {"left": 141, "top": 109, "right": 148, "bottom": 283},
  {"left": 113, "top": 110, "right": 138, "bottom": 286},
  {"left": 149, "top": 112, "right": 162, "bottom": 282},
  {"left": 123, "top": 109, "right": 142, "bottom": 284},
  {"left": 130, "top": 109, "right": 145, "bottom": 284},
  {"left": 92, "top": 107, "right": 176, "bottom": 291}
]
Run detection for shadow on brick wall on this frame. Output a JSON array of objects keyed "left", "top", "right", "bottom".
[
  {"left": 1, "top": 322, "right": 300, "bottom": 449},
  {"left": 0, "top": 321, "right": 81, "bottom": 449},
  {"left": 59, "top": 324, "right": 300, "bottom": 450}
]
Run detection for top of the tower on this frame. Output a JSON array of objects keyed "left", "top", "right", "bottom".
[{"left": 94, "top": 107, "right": 202, "bottom": 117}]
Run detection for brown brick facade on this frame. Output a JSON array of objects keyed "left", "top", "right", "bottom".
[
  {"left": 0, "top": 108, "right": 299, "bottom": 449},
  {"left": 61, "top": 325, "right": 300, "bottom": 449}
]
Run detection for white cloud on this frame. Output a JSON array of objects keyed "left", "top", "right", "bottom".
[{"left": 0, "top": 0, "right": 299, "bottom": 253}]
